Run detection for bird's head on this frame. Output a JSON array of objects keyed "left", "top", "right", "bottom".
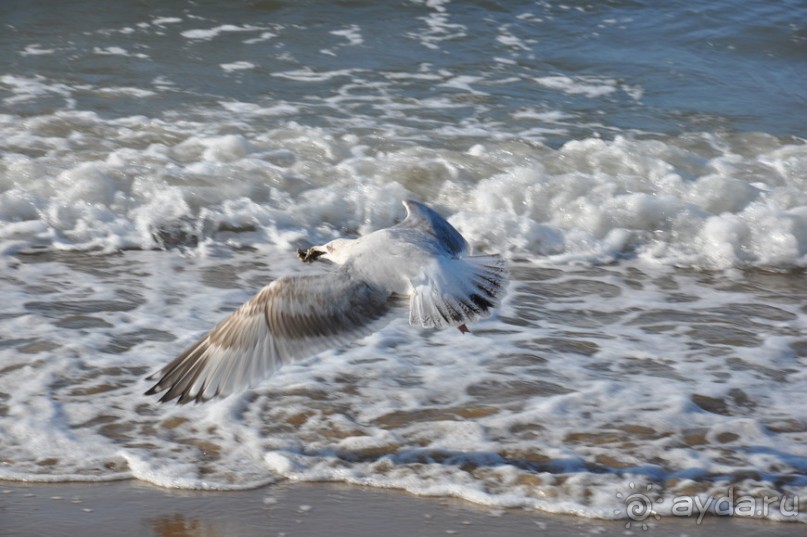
[
  {"left": 297, "top": 238, "right": 356, "bottom": 265},
  {"left": 297, "top": 246, "right": 325, "bottom": 263}
]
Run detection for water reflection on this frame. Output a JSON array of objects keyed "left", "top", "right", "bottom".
[{"left": 150, "top": 514, "right": 222, "bottom": 537}]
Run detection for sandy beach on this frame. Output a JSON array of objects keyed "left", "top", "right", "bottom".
[{"left": 1, "top": 480, "right": 801, "bottom": 537}]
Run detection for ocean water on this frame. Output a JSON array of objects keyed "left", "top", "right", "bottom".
[{"left": 1, "top": 0, "right": 806, "bottom": 523}]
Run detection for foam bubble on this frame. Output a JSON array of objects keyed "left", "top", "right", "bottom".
[
  {"left": 181, "top": 24, "right": 268, "bottom": 41},
  {"left": 534, "top": 75, "right": 618, "bottom": 98},
  {"left": 330, "top": 25, "right": 364, "bottom": 46},
  {"left": 151, "top": 17, "right": 182, "bottom": 26},
  {"left": 221, "top": 61, "right": 257, "bottom": 73},
  {"left": 271, "top": 68, "right": 358, "bottom": 82},
  {"left": 93, "top": 47, "right": 149, "bottom": 59},
  {"left": 20, "top": 45, "right": 56, "bottom": 56}
]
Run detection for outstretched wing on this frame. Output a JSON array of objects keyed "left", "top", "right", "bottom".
[
  {"left": 409, "top": 254, "right": 508, "bottom": 329},
  {"left": 146, "top": 270, "right": 394, "bottom": 404},
  {"left": 395, "top": 199, "right": 469, "bottom": 256}
]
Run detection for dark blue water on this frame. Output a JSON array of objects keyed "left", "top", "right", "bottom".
[{"left": 2, "top": 0, "right": 805, "bottom": 140}]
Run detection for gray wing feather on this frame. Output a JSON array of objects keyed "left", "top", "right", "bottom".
[
  {"left": 395, "top": 200, "right": 469, "bottom": 256},
  {"left": 146, "top": 270, "right": 393, "bottom": 404}
]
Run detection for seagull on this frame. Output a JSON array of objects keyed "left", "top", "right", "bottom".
[{"left": 145, "top": 200, "right": 508, "bottom": 404}]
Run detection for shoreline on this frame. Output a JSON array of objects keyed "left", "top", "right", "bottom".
[{"left": 1, "top": 480, "right": 802, "bottom": 537}]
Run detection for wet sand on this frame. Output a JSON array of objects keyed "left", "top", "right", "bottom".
[{"left": 1, "top": 480, "right": 801, "bottom": 537}]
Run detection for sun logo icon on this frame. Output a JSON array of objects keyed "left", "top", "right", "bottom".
[{"left": 615, "top": 482, "right": 663, "bottom": 530}]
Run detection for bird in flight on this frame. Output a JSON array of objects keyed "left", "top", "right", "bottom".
[{"left": 146, "top": 200, "right": 508, "bottom": 404}]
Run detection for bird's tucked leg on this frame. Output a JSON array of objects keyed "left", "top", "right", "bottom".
[{"left": 458, "top": 323, "right": 470, "bottom": 334}]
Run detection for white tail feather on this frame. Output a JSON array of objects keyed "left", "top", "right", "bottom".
[{"left": 409, "top": 254, "right": 508, "bottom": 329}]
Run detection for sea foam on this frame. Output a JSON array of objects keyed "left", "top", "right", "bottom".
[{"left": 2, "top": 111, "right": 805, "bottom": 270}]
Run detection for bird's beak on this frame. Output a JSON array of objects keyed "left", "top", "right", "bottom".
[{"left": 297, "top": 247, "right": 325, "bottom": 263}]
